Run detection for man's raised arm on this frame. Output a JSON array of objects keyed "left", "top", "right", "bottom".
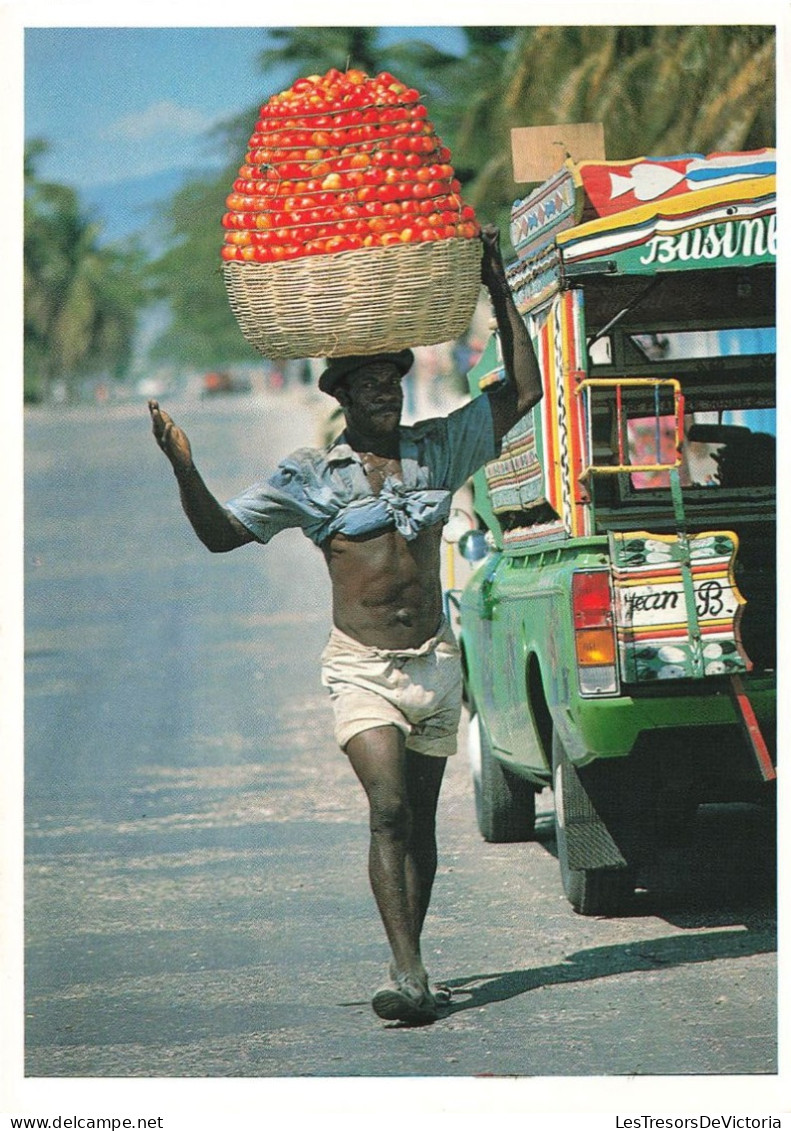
[
  {"left": 148, "top": 400, "right": 253, "bottom": 553},
  {"left": 480, "top": 225, "right": 543, "bottom": 444}
]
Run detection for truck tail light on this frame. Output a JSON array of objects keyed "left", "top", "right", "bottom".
[{"left": 572, "top": 570, "right": 619, "bottom": 695}]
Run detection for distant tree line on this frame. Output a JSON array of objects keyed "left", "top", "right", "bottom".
[
  {"left": 24, "top": 140, "right": 151, "bottom": 403},
  {"left": 24, "top": 25, "right": 776, "bottom": 400}
]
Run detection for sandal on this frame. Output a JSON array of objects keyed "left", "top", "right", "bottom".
[
  {"left": 386, "top": 961, "right": 451, "bottom": 1009},
  {"left": 432, "top": 982, "right": 452, "bottom": 1006},
  {"left": 372, "top": 973, "right": 439, "bottom": 1025}
]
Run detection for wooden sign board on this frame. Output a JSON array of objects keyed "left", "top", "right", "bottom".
[{"left": 511, "top": 123, "right": 606, "bottom": 183}]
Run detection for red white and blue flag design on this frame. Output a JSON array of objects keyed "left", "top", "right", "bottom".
[{"left": 578, "top": 149, "right": 775, "bottom": 217}]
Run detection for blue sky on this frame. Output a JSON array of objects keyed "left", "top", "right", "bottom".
[{"left": 24, "top": 26, "right": 468, "bottom": 191}]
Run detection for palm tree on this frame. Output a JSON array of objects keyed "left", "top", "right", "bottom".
[
  {"left": 257, "top": 26, "right": 382, "bottom": 76},
  {"left": 445, "top": 25, "right": 776, "bottom": 244},
  {"left": 24, "top": 141, "right": 150, "bottom": 402}
]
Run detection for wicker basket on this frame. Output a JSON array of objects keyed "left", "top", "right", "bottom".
[{"left": 223, "top": 237, "right": 483, "bottom": 360}]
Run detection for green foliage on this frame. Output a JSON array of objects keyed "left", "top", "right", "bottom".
[
  {"left": 24, "top": 140, "right": 151, "bottom": 402},
  {"left": 258, "top": 27, "right": 382, "bottom": 76},
  {"left": 148, "top": 172, "right": 261, "bottom": 369},
  {"left": 449, "top": 25, "right": 776, "bottom": 246}
]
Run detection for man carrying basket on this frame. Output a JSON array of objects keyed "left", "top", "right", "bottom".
[{"left": 149, "top": 225, "right": 542, "bottom": 1026}]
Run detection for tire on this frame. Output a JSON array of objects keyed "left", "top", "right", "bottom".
[
  {"left": 552, "top": 729, "right": 635, "bottom": 915},
  {"left": 469, "top": 714, "right": 536, "bottom": 842}
]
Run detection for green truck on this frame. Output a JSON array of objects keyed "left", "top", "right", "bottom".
[{"left": 456, "top": 143, "right": 776, "bottom": 914}]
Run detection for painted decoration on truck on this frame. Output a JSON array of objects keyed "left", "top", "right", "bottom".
[
  {"left": 609, "top": 530, "right": 750, "bottom": 683},
  {"left": 535, "top": 289, "right": 590, "bottom": 539},
  {"left": 483, "top": 416, "right": 545, "bottom": 513},
  {"left": 480, "top": 289, "right": 589, "bottom": 544},
  {"left": 557, "top": 176, "right": 775, "bottom": 276},
  {"left": 506, "top": 248, "right": 562, "bottom": 314},
  {"left": 510, "top": 167, "right": 578, "bottom": 259},
  {"left": 576, "top": 149, "right": 775, "bottom": 217}
]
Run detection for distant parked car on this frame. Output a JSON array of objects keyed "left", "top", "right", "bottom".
[{"left": 201, "top": 371, "right": 252, "bottom": 397}]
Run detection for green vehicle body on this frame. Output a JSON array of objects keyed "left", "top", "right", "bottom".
[
  {"left": 461, "top": 536, "right": 775, "bottom": 774},
  {"left": 456, "top": 147, "right": 776, "bottom": 912}
]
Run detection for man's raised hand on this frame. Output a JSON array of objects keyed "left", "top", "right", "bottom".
[
  {"left": 480, "top": 223, "right": 509, "bottom": 294},
  {"left": 149, "top": 400, "right": 193, "bottom": 473}
]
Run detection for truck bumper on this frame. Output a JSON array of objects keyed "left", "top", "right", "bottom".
[{"left": 558, "top": 674, "right": 776, "bottom": 771}]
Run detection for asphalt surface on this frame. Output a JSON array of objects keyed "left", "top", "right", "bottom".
[{"left": 20, "top": 389, "right": 779, "bottom": 1101}]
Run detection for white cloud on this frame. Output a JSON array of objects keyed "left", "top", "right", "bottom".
[{"left": 106, "top": 100, "right": 210, "bottom": 142}]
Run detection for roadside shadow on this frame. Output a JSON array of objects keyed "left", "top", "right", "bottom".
[{"left": 441, "top": 924, "right": 776, "bottom": 1015}]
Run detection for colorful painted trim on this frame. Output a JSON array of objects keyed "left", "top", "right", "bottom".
[
  {"left": 535, "top": 290, "right": 590, "bottom": 537},
  {"left": 557, "top": 177, "right": 775, "bottom": 273},
  {"left": 506, "top": 248, "right": 562, "bottom": 313},
  {"left": 502, "top": 521, "right": 567, "bottom": 549},
  {"left": 484, "top": 413, "right": 545, "bottom": 515},
  {"left": 574, "top": 149, "right": 775, "bottom": 218},
  {"left": 609, "top": 530, "right": 750, "bottom": 683},
  {"left": 510, "top": 167, "right": 579, "bottom": 258}
]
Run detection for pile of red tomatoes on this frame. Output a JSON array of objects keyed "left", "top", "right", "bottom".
[{"left": 221, "top": 68, "right": 480, "bottom": 263}]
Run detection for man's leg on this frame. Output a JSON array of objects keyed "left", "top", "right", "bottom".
[
  {"left": 345, "top": 726, "right": 446, "bottom": 999},
  {"left": 404, "top": 745, "right": 447, "bottom": 937}
]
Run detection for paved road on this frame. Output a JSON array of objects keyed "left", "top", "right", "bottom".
[{"left": 22, "top": 392, "right": 777, "bottom": 1087}]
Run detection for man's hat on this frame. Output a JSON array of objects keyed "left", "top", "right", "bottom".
[{"left": 318, "top": 349, "right": 414, "bottom": 396}]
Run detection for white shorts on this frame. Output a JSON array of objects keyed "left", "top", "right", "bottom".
[{"left": 320, "top": 619, "right": 463, "bottom": 757}]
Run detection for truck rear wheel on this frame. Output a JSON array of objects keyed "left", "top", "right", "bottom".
[
  {"left": 469, "top": 714, "right": 536, "bottom": 842},
  {"left": 552, "top": 730, "right": 635, "bottom": 915}
]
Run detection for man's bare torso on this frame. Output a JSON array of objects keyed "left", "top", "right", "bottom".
[{"left": 322, "top": 454, "right": 444, "bottom": 649}]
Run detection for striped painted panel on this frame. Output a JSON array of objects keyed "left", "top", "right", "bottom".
[{"left": 609, "top": 531, "right": 750, "bottom": 683}]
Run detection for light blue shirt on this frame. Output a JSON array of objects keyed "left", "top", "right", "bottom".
[{"left": 226, "top": 394, "right": 496, "bottom": 548}]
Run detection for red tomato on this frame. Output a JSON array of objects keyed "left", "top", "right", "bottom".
[
  {"left": 376, "top": 183, "right": 400, "bottom": 203},
  {"left": 325, "top": 234, "right": 351, "bottom": 253}
]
